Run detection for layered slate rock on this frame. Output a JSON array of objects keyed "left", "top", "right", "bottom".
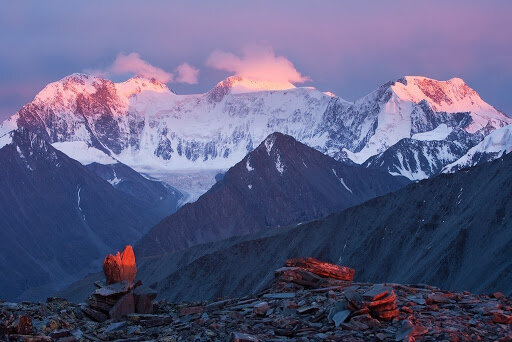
[
  {"left": 83, "top": 247, "right": 156, "bottom": 322},
  {"left": 2, "top": 259, "right": 512, "bottom": 340}
]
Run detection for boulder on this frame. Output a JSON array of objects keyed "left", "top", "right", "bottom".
[{"left": 103, "top": 245, "right": 137, "bottom": 285}]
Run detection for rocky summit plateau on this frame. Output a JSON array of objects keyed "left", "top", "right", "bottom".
[{"left": 2, "top": 256, "right": 512, "bottom": 341}]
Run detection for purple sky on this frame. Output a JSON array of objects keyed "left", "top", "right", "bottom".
[{"left": 1, "top": 1, "right": 511, "bottom": 121}]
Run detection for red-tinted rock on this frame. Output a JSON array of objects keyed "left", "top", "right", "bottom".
[
  {"left": 285, "top": 257, "right": 355, "bottom": 281},
  {"left": 377, "top": 308, "right": 399, "bottom": 321},
  {"left": 275, "top": 267, "right": 326, "bottom": 288},
  {"left": 103, "top": 245, "right": 137, "bottom": 285},
  {"left": 493, "top": 312, "right": 512, "bottom": 324},
  {"left": 16, "top": 315, "right": 32, "bottom": 334},
  {"left": 426, "top": 293, "right": 452, "bottom": 304}
]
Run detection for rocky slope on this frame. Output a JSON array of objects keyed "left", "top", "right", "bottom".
[
  {"left": 3, "top": 259, "right": 512, "bottom": 341},
  {"left": 86, "top": 149, "right": 512, "bottom": 305},
  {"left": 135, "top": 132, "right": 409, "bottom": 257},
  {"left": 0, "top": 128, "right": 181, "bottom": 301},
  {"left": 1, "top": 74, "right": 509, "bottom": 181}
]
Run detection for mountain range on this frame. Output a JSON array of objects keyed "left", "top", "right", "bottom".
[
  {"left": 0, "top": 72, "right": 511, "bottom": 302},
  {"left": 1, "top": 74, "right": 510, "bottom": 185}
]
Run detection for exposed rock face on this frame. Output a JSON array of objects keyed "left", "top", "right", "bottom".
[
  {"left": 103, "top": 245, "right": 137, "bottom": 285},
  {"left": 2, "top": 260, "right": 512, "bottom": 340}
]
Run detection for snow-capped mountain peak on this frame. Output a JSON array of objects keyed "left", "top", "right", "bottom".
[
  {"left": 34, "top": 73, "right": 171, "bottom": 106},
  {"left": 115, "top": 75, "right": 172, "bottom": 98},
  {"left": 344, "top": 75, "right": 511, "bottom": 164},
  {"left": 390, "top": 76, "right": 506, "bottom": 132},
  {"left": 207, "top": 75, "right": 296, "bottom": 101}
]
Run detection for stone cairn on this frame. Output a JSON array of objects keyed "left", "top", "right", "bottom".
[{"left": 82, "top": 245, "right": 157, "bottom": 322}]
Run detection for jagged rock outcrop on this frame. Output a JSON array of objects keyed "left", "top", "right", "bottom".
[{"left": 102, "top": 245, "right": 137, "bottom": 285}]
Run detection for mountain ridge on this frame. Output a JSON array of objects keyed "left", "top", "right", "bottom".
[
  {"left": 135, "top": 132, "right": 409, "bottom": 257},
  {"left": 0, "top": 73, "right": 509, "bottom": 183}
]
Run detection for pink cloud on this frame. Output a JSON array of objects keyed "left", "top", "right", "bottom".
[
  {"left": 104, "top": 53, "right": 199, "bottom": 84},
  {"left": 110, "top": 53, "right": 174, "bottom": 83},
  {"left": 175, "top": 62, "right": 199, "bottom": 84},
  {"left": 206, "top": 45, "right": 309, "bottom": 84}
]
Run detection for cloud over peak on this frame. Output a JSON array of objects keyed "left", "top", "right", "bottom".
[
  {"left": 175, "top": 62, "right": 200, "bottom": 84},
  {"left": 99, "top": 53, "right": 199, "bottom": 84},
  {"left": 206, "top": 45, "right": 309, "bottom": 84}
]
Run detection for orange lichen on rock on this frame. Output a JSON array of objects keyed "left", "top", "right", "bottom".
[
  {"left": 102, "top": 245, "right": 137, "bottom": 285},
  {"left": 285, "top": 257, "right": 355, "bottom": 281}
]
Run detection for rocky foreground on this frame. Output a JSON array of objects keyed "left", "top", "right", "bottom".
[{"left": 2, "top": 257, "right": 512, "bottom": 341}]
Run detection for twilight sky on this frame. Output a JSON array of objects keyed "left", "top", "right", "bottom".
[{"left": 1, "top": 0, "right": 511, "bottom": 121}]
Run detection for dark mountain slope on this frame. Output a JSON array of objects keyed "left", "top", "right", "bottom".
[
  {"left": 86, "top": 162, "right": 183, "bottom": 218},
  {"left": 136, "top": 132, "right": 409, "bottom": 257},
  {"left": 0, "top": 128, "right": 176, "bottom": 300},
  {"left": 136, "top": 152, "right": 512, "bottom": 302}
]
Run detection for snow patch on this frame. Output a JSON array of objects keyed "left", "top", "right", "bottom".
[
  {"left": 52, "top": 141, "right": 117, "bottom": 165},
  {"left": 265, "top": 135, "right": 276, "bottom": 155},
  {"left": 108, "top": 169, "right": 122, "bottom": 186},
  {"left": 332, "top": 169, "right": 353, "bottom": 193},
  {"left": 412, "top": 124, "right": 452, "bottom": 141},
  {"left": 246, "top": 157, "right": 254, "bottom": 171},
  {"left": 77, "top": 186, "right": 86, "bottom": 222},
  {"left": 275, "top": 153, "right": 284, "bottom": 174},
  {"left": 229, "top": 77, "right": 296, "bottom": 94},
  {"left": 0, "top": 114, "right": 18, "bottom": 137},
  {"left": 0, "top": 132, "right": 13, "bottom": 149}
]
